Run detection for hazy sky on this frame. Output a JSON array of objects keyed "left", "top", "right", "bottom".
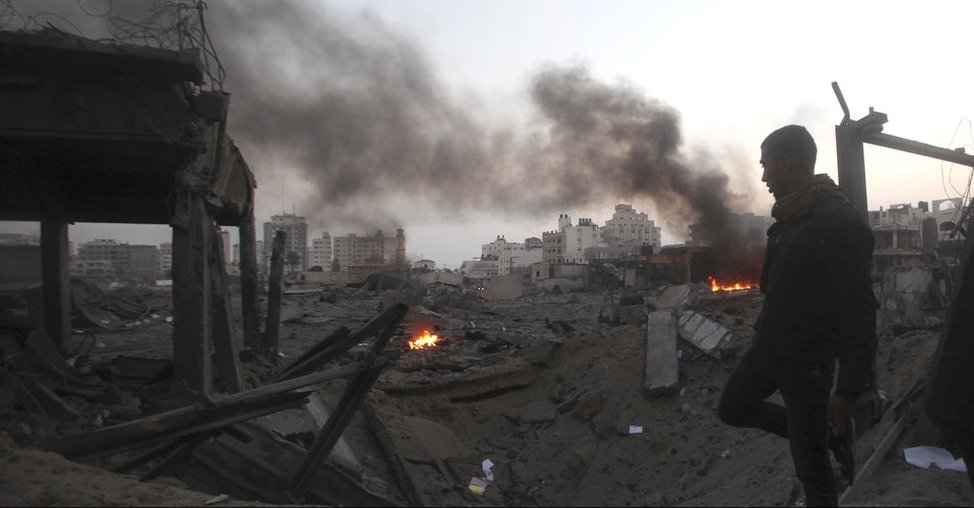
[{"left": 3, "top": 0, "right": 974, "bottom": 268}]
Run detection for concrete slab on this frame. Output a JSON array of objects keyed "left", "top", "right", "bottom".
[
  {"left": 655, "top": 285, "right": 692, "bottom": 311},
  {"left": 644, "top": 310, "right": 679, "bottom": 397},
  {"left": 678, "top": 310, "right": 734, "bottom": 358}
]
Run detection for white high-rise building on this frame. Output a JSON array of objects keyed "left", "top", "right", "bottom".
[
  {"left": 262, "top": 213, "right": 309, "bottom": 271},
  {"left": 481, "top": 235, "right": 542, "bottom": 275},
  {"left": 602, "top": 203, "right": 661, "bottom": 254},
  {"left": 310, "top": 232, "right": 333, "bottom": 270}
]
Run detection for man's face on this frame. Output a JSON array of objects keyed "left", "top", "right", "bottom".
[{"left": 760, "top": 148, "right": 788, "bottom": 198}]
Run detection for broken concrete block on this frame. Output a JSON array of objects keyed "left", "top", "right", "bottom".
[
  {"left": 655, "top": 285, "right": 692, "bottom": 311},
  {"left": 678, "top": 310, "right": 735, "bottom": 358},
  {"left": 645, "top": 310, "right": 679, "bottom": 397}
]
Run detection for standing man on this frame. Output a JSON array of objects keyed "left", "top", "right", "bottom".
[{"left": 717, "top": 125, "right": 877, "bottom": 506}]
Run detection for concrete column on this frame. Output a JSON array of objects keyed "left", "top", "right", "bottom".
[
  {"left": 835, "top": 124, "right": 869, "bottom": 221},
  {"left": 172, "top": 189, "right": 212, "bottom": 401},
  {"left": 263, "top": 230, "right": 286, "bottom": 360},
  {"left": 238, "top": 203, "right": 261, "bottom": 351},
  {"left": 40, "top": 212, "right": 70, "bottom": 349}
]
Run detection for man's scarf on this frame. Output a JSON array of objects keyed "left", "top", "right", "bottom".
[{"left": 771, "top": 174, "right": 852, "bottom": 223}]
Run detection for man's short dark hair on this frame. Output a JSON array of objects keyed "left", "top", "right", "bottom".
[{"left": 761, "top": 125, "right": 817, "bottom": 171}]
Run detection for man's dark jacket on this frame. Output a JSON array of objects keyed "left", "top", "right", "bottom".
[{"left": 755, "top": 192, "right": 878, "bottom": 399}]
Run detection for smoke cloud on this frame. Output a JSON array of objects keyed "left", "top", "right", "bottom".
[
  {"left": 8, "top": 0, "right": 763, "bottom": 260},
  {"left": 206, "top": 1, "right": 758, "bottom": 249}
]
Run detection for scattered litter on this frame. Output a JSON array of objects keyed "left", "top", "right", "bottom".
[
  {"left": 277, "top": 351, "right": 289, "bottom": 358},
  {"left": 677, "top": 350, "right": 684, "bottom": 359},
  {"left": 151, "top": 313, "right": 160, "bottom": 319},
  {"left": 679, "top": 387, "right": 688, "bottom": 397},
  {"left": 629, "top": 425, "right": 643, "bottom": 435},
  {"left": 204, "top": 493, "right": 230, "bottom": 505},
  {"left": 468, "top": 476, "right": 488, "bottom": 496},
  {"left": 96, "top": 342, "right": 106, "bottom": 349},
  {"left": 482, "top": 458, "right": 495, "bottom": 481},
  {"left": 165, "top": 316, "right": 173, "bottom": 323},
  {"left": 721, "top": 449, "right": 731, "bottom": 459},
  {"left": 904, "top": 446, "right": 968, "bottom": 472}
]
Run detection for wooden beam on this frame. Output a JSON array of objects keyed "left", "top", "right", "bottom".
[{"left": 263, "top": 230, "right": 286, "bottom": 360}]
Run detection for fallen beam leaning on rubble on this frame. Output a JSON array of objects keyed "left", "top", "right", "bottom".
[
  {"left": 286, "top": 302, "right": 409, "bottom": 501},
  {"left": 43, "top": 359, "right": 386, "bottom": 460}
]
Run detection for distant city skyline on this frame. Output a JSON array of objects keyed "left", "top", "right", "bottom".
[{"left": 2, "top": 194, "right": 968, "bottom": 270}]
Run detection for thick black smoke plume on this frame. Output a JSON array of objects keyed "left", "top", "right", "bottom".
[
  {"left": 8, "top": 0, "right": 762, "bottom": 259},
  {"left": 206, "top": 1, "right": 756, "bottom": 247}
]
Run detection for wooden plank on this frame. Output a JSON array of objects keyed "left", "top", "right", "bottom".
[
  {"left": 172, "top": 186, "right": 212, "bottom": 401},
  {"left": 210, "top": 225, "right": 243, "bottom": 393},
  {"left": 263, "top": 230, "right": 286, "bottom": 359}
]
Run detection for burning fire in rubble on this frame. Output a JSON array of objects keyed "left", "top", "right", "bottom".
[
  {"left": 708, "top": 276, "right": 757, "bottom": 293},
  {"left": 408, "top": 330, "right": 440, "bottom": 350}
]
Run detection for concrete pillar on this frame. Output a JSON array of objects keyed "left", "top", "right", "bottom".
[
  {"left": 263, "top": 230, "right": 286, "bottom": 361},
  {"left": 40, "top": 212, "right": 70, "bottom": 349},
  {"left": 210, "top": 224, "right": 242, "bottom": 393},
  {"left": 172, "top": 189, "right": 212, "bottom": 401},
  {"left": 239, "top": 202, "right": 262, "bottom": 351},
  {"left": 835, "top": 124, "right": 869, "bottom": 221}
]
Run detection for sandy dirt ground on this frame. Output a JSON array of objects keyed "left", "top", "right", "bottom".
[{"left": 1, "top": 280, "right": 972, "bottom": 507}]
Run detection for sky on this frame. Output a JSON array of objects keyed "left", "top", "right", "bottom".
[{"left": 3, "top": 0, "right": 974, "bottom": 269}]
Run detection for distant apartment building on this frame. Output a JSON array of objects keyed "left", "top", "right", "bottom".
[
  {"left": 76, "top": 239, "right": 159, "bottom": 282},
  {"left": 460, "top": 259, "right": 499, "bottom": 278},
  {"left": 70, "top": 259, "right": 114, "bottom": 280},
  {"left": 159, "top": 242, "right": 172, "bottom": 277},
  {"left": 333, "top": 228, "right": 405, "bottom": 272},
  {"left": 482, "top": 235, "right": 544, "bottom": 275},
  {"left": 542, "top": 229, "right": 566, "bottom": 264},
  {"left": 602, "top": 203, "right": 661, "bottom": 254},
  {"left": 309, "top": 232, "right": 333, "bottom": 270},
  {"left": 542, "top": 214, "right": 601, "bottom": 265},
  {"left": 866, "top": 199, "right": 968, "bottom": 274},
  {"left": 263, "top": 213, "right": 309, "bottom": 271}
]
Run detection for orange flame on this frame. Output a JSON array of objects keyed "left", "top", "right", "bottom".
[
  {"left": 708, "top": 276, "right": 757, "bottom": 292},
  {"left": 408, "top": 330, "right": 440, "bottom": 350}
]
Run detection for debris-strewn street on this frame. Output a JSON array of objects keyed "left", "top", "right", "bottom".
[{"left": 3, "top": 269, "right": 973, "bottom": 507}]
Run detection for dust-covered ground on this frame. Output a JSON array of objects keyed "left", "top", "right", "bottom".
[{"left": 1, "top": 281, "right": 972, "bottom": 507}]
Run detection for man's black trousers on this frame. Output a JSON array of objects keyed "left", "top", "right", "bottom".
[{"left": 717, "top": 344, "right": 838, "bottom": 507}]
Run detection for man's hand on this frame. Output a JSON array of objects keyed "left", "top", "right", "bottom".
[{"left": 828, "top": 394, "right": 855, "bottom": 437}]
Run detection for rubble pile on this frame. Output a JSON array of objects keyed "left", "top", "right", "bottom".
[{"left": 2, "top": 264, "right": 973, "bottom": 507}]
